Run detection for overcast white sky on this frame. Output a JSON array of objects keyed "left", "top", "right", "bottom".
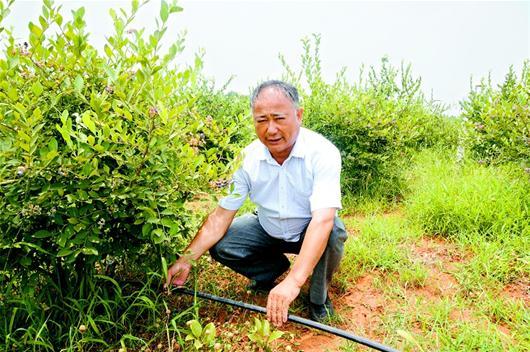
[{"left": 4, "top": 1, "right": 530, "bottom": 114}]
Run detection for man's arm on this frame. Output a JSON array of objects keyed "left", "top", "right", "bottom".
[
  {"left": 266, "top": 207, "right": 336, "bottom": 326},
  {"left": 165, "top": 205, "right": 237, "bottom": 288}
]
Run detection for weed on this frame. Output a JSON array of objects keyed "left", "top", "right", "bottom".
[
  {"left": 398, "top": 263, "right": 428, "bottom": 289},
  {"left": 185, "top": 319, "right": 217, "bottom": 350},
  {"left": 247, "top": 318, "right": 284, "bottom": 352}
]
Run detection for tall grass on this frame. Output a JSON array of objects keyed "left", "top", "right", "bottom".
[
  {"left": 405, "top": 149, "right": 529, "bottom": 239},
  {"left": 0, "top": 272, "right": 194, "bottom": 351},
  {"left": 404, "top": 149, "right": 529, "bottom": 290}
]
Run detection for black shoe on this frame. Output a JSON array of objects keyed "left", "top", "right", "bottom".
[
  {"left": 246, "top": 280, "right": 276, "bottom": 294},
  {"left": 309, "top": 296, "right": 334, "bottom": 322}
]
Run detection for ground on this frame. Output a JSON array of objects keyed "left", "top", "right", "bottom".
[{"left": 170, "top": 210, "right": 529, "bottom": 352}]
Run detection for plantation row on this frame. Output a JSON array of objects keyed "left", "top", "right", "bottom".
[{"left": 0, "top": 1, "right": 528, "bottom": 350}]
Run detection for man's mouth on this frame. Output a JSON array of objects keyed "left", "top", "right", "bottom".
[{"left": 267, "top": 137, "right": 282, "bottom": 144}]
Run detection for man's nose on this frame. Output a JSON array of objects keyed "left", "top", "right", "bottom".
[{"left": 266, "top": 121, "right": 278, "bottom": 134}]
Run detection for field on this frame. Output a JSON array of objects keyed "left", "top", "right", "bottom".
[
  {"left": 177, "top": 151, "right": 529, "bottom": 352},
  {"left": 0, "top": 1, "right": 528, "bottom": 351}
]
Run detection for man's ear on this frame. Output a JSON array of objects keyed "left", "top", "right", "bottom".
[{"left": 296, "top": 107, "right": 304, "bottom": 123}]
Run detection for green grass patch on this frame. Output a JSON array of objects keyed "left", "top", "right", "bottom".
[
  {"left": 405, "top": 149, "right": 529, "bottom": 239},
  {"left": 454, "top": 232, "right": 529, "bottom": 292},
  {"left": 338, "top": 215, "right": 424, "bottom": 286},
  {"left": 404, "top": 149, "right": 529, "bottom": 294},
  {"left": 375, "top": 294, "right": 528, "bottom": 352}
]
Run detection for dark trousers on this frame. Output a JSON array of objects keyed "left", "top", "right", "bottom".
[{"left": 209, "top": 213, "right": 347, "bottom": 305}]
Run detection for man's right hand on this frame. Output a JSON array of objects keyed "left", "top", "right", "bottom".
[
  {"left": 165, "top": 259, "right": 192, "bottom": 288},
  {"left": 163, "top": 206, "right": 237, "bottom": 290}
]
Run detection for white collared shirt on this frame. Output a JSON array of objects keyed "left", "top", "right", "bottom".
[{"left": 219, "top": 127, "right": 342, "bottom": 242}]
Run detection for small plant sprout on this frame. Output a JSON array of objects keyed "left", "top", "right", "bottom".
[
  {"left": 185, "top": 319, "right": 217, "bottom": 350},
  {"left": 247, "top": 318, "right": 284, "bottom": 352}
]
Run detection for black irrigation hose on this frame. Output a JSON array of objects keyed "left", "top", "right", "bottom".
[{"left": 175, "top": 287, "right": 400, "bottom": 352}]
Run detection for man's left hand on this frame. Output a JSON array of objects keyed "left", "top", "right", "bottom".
[{"left": 266, "top": 277, "right": 301, "bottom": 327}]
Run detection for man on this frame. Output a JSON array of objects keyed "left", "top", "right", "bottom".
[{"left": 165, "top": 80, "right": 347, "bottom": 327}]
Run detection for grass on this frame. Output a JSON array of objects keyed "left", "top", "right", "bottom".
[
  {"left": 1, "top": 272, "right": 195, "bottom": 351},
  {"left": 404, "top": 149, "right": 529, "bottom": 239},
  {"left": 454, "top": 232, "right": 529, "bottom": 294},
  {"left": 337, "top": 214, "right": 424, "bottom": 287}
]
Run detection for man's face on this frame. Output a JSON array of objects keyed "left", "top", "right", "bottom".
[{"left": 252, "top": 87, "right": 303, "bottom": 162}]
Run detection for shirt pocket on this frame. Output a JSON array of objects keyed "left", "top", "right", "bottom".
[{"left": 288, "top": 166, "right": 313, "bottom": 211}]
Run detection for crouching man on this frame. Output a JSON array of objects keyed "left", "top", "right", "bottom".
[{"left": 166, "top": 80, "right": 347, "bottom": 327}]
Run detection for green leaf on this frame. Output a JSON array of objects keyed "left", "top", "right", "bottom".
[
  {"left": 104, "top": 44, "right": 113, "bottom": 58},
  {"left": 151, "top": 228, "right": 165, "bottom": 244},
  {"left": 263, "top": 319, "right": 270, "bottom": 335},
  {"left": 160, "top": 218, "right": 176, "bottom": 228},
  {"left": 161, "top": 256, "right": 168, "bottom": 282},
  {"left": 17, "top": 242, "right": 52, "bottom": 255},
  {"left": 31, "top": 81, "right": 44, "bottom": 97},
  {"left": 87, "top": 135, "right": 95, "bottom": 145},
  {"left": 160, "top": 0, "right": 169, "bottom": 21},
  {"left": 56, "top": 13, "right": 63, "bottom": 26},
  {"left": 88, "top": 315, "right": 101, "bottom": 334},
  {"left": 170, "top": 5, "right": 183, "bottom": 13},
  {"left": 142, "top": 223, "right": 152, "bottom": 237},
  {"left": 82, "top": 112, "right": 96, "bottom": 133},
  {"left": 203, "top": 322, "right": 216, "bottom": 342},
  {"left": 28, "top": 22, "right": 42, "bottom": 36},
  {"left": 74, "top": 75, "right": 84, "bottom": 92},
  {"left": 56, "top": 124, "right": 72, "bottom": 148},
  {"left": 20, "top": 256, "right": 32, "bottom": 267},
  {"left": 131, "top": 0, "right": 139, "bottom": 12},
  {"left": 396, "top": 329, "right": 424, "bottom": 351},
  {"left": 45, "top": 150, "right": 58, "bottom": 160},
  {"left": 33, "top": 230, "right": 52, "bottom": 238},
  {"left": 193, "top": 340, "right": 203, "bottom": 350},
  {"left": 48, "top": 138, "right": 58, "bottom": 151},
  {"left": 269, "top": 330, "right": 284, "bottom": 342},
  {"left": 57, "top": 248, "right": 73, "bottom": 257},
  {"left": 7, "top": 86, "right": 17, "bottom": 100},
  {"left": 81, "top": 247, "right": 99, "bottom": 256},
  {"left": 189, "top": 320, "right": 202, "bottom": 338}
]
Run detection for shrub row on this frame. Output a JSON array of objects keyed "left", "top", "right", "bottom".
[{"left": 461, "top": 61, "right": 529, "bottom": 168}]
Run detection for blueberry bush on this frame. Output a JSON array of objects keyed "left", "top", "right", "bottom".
[{"left": 0, "top": 0, "right": 245, "bottom": 349}]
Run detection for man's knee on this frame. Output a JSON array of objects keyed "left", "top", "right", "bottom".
[
  {"left": 209, "top": 238, "right": 235, "bottom": 263},
  {"left": 327, "top": 217, "right": 347, "bottom": 252},
  {"left": 326, "top": 217, "right": 348, "bottom": 257},
  {"left": 209, "top": 242, "right": 222, "bottom": 262}
]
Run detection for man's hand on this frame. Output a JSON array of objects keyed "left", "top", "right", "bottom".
[
  {"left": 266, "top": 277, "right": 301, "bottom": 327},
  {"left": 165, "top": 259, "right": 192, "bottom": 289}
]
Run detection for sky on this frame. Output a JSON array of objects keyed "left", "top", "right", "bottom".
[{"left": 4, "top": 0, "right": 530, "bottom": 115}]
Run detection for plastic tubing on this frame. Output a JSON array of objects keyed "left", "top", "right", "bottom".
[{"left": 175, "top": 287, "right": 400, "bottom": 352}]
